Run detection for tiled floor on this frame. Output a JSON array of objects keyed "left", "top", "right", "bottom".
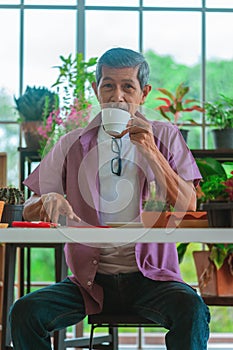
[
  {"left": 65, "top": 346, "right": 233, "bottom": 350},
  {"left": 64, "top": 331, "right": 233, "bottom": 350},
  {"left": 145, "top": 346, "right": 233, "bottom": 349}
]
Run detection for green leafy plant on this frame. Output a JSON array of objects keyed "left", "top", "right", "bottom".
[
  {"left": 178, "top": 159, "right": 233, "bottom": 268},
  {"left": 38, "top": 53, "right": 98, "bottom": 156},
  {"left": 196, "top": 158, "right": 232, "bottom": 203},
  {"left": 14, "top": 86, "right": 57, "bottom": 122},
  {"left": 200, "top": 174, "right": 229, "bottom": 202},
  {"left": 51, "top": 53, "right": 97, "bottom": 112},
  {"left": 207, "top": 243, "right": 233, "bottom": 270},
  {"left": 155, "top": 82, "right": 204, "bottom": 126},
  {"left": 205, "top": 94, "right": 233, "bottom": 129}
]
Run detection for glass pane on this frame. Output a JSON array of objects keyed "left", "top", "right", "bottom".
[
  {"left": 144, "top": 11, "right": 201, "bottom": 66},
  {"left": 206, "top": 0, "right": 233, "bottom": 8},
  {"left": 24, "top": 9, "right": 76, "bottom": 90},
  {"left": 143, "top": 0, "right": 201, "bottom": 7},
  {"left": 24, "top": 0, "right": 76, "bottom": 4},
  {"left": 206, "top": 127, "right": 215, "bottom": 149},
  {"left": 0, "top": 0, "right": 19, "bottom": 3},
  {"left": 0, "top": 9, "right": 19, "bottom": 120},
  {"left": 143, "top": 11, "right": 202, "bottom": 131},
  {"left": 0, "top": 90, "right": 18, "bottom": 122},
  {"left": 206, "top": 13, "right": 233, "bottom": 100},
  {"left": 0, "top": 124, "right": 20, "bottom": 187},
  {"left": 184, "top": 126, "right": 202, "bottom": 149},
  {"left": 86, "top": 0, "right": 139, "bottom": 6},
  {"left": 86, "top": 10, "right": 139, "bottom": 59}
]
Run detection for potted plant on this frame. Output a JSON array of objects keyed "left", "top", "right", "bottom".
[
  {"left": 142, "top": 198, "right": 169, "bottom": 228},
  {"left": 37, "top": 53, "right": 97, "bottom": 157},
  {"left": 192, "top": 242, "right": 233, "bottom": 297},
  {"left": 14, "top": 86, "right": 58, "bottom": 150},
  {"left": 0, "top": 187, "right": 24, "bottom": 226},
  {"left": 141, "top": 181, "right": 207, "bottom": 229},
  {"left": 178, "top": 158, "right": 233, "bottom": 296},
  {"left": 178, "top": 158, "right": 232, "bottom": 262},
  {"left": 205, "top": 94, "right": 233, "bottom": 149},
  {"left": 155, "top": 82, "right": 204, "bottom": 142},
  {"left": 141, "top": 182, "right": 172, "bottom": 228},
  {"left": 198, "top": 159, "right": 233, "bottom": 228}
]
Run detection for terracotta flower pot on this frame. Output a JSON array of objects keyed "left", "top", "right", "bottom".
[
  {"left": 141, "top": 211, "right": 170, "bottom": 228},
  {"left": 141, "top": 211, "right": 208, "bottom": 228},
  {"left": 168, "top": 211, "right": 208, "bottom": 228},
  {"left": 193, "top": 250, "right": 233, "bottom": 297},
  {"left": 0, "top": 200, "right": 5, "bottom": 221},
  {"left": 21, "top": 121, "right": 43, "bottom": 150}
]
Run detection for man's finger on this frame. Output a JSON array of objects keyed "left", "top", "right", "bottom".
[{"left": 68, "top": 212, "right": 81, "bottom": 222}]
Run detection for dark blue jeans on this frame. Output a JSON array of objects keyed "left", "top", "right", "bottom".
[{"left": 9, "top": 272, "right": 210, "bottom": 350}]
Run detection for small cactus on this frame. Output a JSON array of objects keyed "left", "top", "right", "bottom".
[
  {"left": 143, "top": 199, "right": 167, "bottom": 212},
  {"left": 0, "top": 187, "right": 24, "bottom": 205}
]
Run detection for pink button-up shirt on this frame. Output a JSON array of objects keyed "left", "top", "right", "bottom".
[{"left": 23, "top": 113, "right": 201, "bottom": 314}]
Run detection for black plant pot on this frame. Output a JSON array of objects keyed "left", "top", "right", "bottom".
[
  {"left": 201, "top": 201, "right": 233, "bottom": 227},
  {"left": 180, "top": 129, "right": 189, "bottom": 143},
  {"left": 1, "top": 204, "right": 24, "bottom": 227},
  {"left": 212, "top": 129, "right": 233, "bottom": 149}
]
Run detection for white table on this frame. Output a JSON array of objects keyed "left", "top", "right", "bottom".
[
  {"left": 0, "top": 226, "right": 233, "bottom": 243},
  {"left": 1, "top": 226, "right": 233, "bottom": 350}
]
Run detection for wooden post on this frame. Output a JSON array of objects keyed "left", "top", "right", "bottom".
[{"left": 0, "top": 153, "right": 7, "bottom": 187}]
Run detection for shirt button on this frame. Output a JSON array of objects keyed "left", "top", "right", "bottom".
[
  {"left": 87, "top": 280, "right": 92, "bottom": 287},
  {"left": 93, "top": 259, "right": 98, "bottom": 265}
]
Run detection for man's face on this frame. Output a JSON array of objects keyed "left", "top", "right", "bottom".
[{"left": 92, "top": 66, "right": 151, "bottom": 115}]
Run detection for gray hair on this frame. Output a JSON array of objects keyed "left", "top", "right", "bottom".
[{"left": 95, "top": 47, "right": 150, "bottom": 90}]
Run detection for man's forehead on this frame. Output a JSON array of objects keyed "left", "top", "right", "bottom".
[{"left": 101, "top": 65, "right": 139, "bottom": 80}]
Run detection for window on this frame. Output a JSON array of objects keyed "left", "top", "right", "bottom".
[{"left": 0, "top": 0, "right": 233, "bottom": 184}]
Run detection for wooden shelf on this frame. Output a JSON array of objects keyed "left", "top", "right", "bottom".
[{"left": 191, "top": 149, "right": 233, "bottom": 162}]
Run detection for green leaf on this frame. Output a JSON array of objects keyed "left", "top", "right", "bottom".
[
  {"left": 157, "top": 88, "right": 175, "bottom": 101},
  {"left": 209, "top": 246, "right": 228, "bottom": 270},
  {"left": 176, "top": 82, "right": 189, "bottom": 100},
  {"left": 177, "top": 243, "right": 190, "bottom": 264},
  {"left": 196, "top": 158, "right": 227, "bottom": 180}
]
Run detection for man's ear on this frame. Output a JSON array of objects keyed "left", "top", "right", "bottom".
[
  {"left": 92, "top": 82, "right": 98, "bottom": 98},
  {"left": 140, "top": 84, "right": 152, "bottom": 104}
]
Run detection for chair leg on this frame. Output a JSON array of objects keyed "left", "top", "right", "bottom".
[
  {"left": 109, "top": 327, "right": 118, "bottom": 350},
  {"left": 54, "top": 328, "right": 66, "bottom": 350},
  {"left": 89, "top": 324, "right": 95, "bottom": 350}
]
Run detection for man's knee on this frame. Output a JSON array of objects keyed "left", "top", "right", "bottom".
[
  {"left": 9, "top": 295, "right": 36, "bottom": 326},
  {"left": 180, "top": 291, "right": 210, "bottom": 323}
]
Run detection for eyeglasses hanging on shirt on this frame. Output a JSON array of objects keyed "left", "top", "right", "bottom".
[{"left": 111, "top": 137, "right": 122, "bottom": 176}]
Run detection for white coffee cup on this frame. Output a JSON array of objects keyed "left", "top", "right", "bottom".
[{"left": 101, "top": 108, "right": 130, "bottom": 136}]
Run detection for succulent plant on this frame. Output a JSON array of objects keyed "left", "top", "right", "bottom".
[
  {"left": 14, "top": 86, "right": 58, "bottom": 122},
  {"left": 0, "top": 187, "right": 24, "bottom": 205},
  {"left": 143, "top": 199, "right": 167, "bottom": 212}
]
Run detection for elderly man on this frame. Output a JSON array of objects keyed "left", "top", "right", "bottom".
[{"left": 10, "top": 47, "right": 210, "bottom": 350}]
